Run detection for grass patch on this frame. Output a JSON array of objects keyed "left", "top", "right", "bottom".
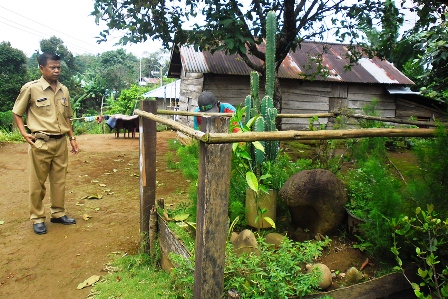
[
  {"left": 0, "top": 128, "right": 25, "bottom": 143},
  {"left": 89, "top": 253, "right": 176, "bottom": 299}
]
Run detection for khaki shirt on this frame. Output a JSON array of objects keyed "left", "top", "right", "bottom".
[{"left": 12, "top": 76, "right": 73, "bottom": 134}]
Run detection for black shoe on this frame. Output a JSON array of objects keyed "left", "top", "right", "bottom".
[
  {"left": 33, "top": 222, "right": 47, "bottom": 235},
  {"left": 50, "top": 215, "right": 76, "bottom": 225}
]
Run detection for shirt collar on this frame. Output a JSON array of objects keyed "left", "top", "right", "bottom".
[{"left": 38, "top": 76, "right": 61, "bottom": 91}]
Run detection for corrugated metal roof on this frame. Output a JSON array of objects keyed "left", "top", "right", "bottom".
[
  {"left": 142, "top": 80, "right": 181, "bottom": 99},
  {"left": 174, "top": 41, "right": 414, "bottom": 85}
]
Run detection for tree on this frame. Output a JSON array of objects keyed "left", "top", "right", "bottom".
[
  {"left": 72, "top": 68, "right": 108, "bottom": 116},
  {"left": 39, "top": 36, "right": 81, "bottom": 95},
  {"left": 141, "top": 49, "right": 170, "bottom": 79},
  {"left": 0, "top": 42, "right": 28, "bottom": 112},
  {"left": 98, "top": 49, "right": 139, "bottom": 93},
  {"left": 357, "top": 0, "right": 447, "bottom": 102},
  {"left": 108, "top": 84, "right": 152, "bottom": 115},
  {"left": 92, "top": 0, "right": 374, "bottom": 128}
]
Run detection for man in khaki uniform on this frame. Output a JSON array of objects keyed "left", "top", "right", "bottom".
[{"left": 12, "top": 53, "right": 79, "bottom": 235}]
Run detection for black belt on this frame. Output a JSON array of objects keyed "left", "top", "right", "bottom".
[
  {"left": 48, "top": 134, "right": 65, "bottom": 139},
  {"left": 33, "top": 132, "right": 65, "bottom": 140}
]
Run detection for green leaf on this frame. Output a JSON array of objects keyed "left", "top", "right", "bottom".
[
  {"left": 418, "top": 268, "right": 428, "bottom": 278},
  {"left": 263, "top": 216, "right": 276, "bottom": 228},
  {"left": 173, "top": 213, "right": 190, "bottom": 221},
  {"left": 246, "top": 172, "right": 258, "bottom": 192},
  {"left": 259, "top": 174, "right": 272, "bottom": 180},
  {"left": 252, "top": 141, "right": 265, "bottom": 153}
]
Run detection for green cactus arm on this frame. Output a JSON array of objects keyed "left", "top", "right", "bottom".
[
  {"left": 265, "top": 11, "right": 276, "bottom": 99},
  {"left": 245, "top": 95, "right": 252, "bottom": 125}
]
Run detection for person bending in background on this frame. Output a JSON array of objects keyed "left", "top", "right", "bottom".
[
  {"left": 193, "top": 91, "right": 237, "bottom": 130},
  {"left": 12, "top": 52, "right": 79, "bottom": 235}
]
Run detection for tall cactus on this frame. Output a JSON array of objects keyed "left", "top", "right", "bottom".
[{"left": 245, "top": 11, "right": 279, "bottom": 172}]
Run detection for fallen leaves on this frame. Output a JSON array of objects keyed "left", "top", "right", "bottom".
[{"left": 76, "top": 275, "right": 101, "bottom": 290}]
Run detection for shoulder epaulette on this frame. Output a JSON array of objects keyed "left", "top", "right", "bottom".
[
  {"left": 20, "top": 80, "right": 39, "bottom": 91},
  {"left": 23, "top": 80, "right": 39, "bottom": 88}
]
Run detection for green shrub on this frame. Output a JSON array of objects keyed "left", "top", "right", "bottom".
[
  {"left": 391, "top": 205, "right": 448, "bottom": 299},
  {"left": 405, "top": 126, "right": 448, "bottom": 219},
  {"left": 170, "top": 236, "right": 331, "bottom": 299}
]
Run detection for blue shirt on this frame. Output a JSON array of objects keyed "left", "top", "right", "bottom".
[{"left": 193, "top": 102, "right": 236, "bottom": 130}]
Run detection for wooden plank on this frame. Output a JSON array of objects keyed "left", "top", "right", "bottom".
[
  {"left": 194, "top": 116, "right": 232, "bottom": 299},
  {"left": 330, "top": 83, "right": 348, "bottom": 98},
  {"left": 139, "top": 100, "right": 157, "bottom": 254},
  {"left": 348, "top": 100, "right": 396, "bottom": 111},
  {"left": 348, "top": 84, "right": 383, "bottom": 95},
  {"left": 283, "top": 100, "right": 329, "bottom": 110},
  {"left": 158, "top": 215, "right": 192, "bottom": 260}
]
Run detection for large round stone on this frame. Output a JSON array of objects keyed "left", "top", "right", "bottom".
[{"left": 279, "top": 169, "right": 348, "bottom": 235}]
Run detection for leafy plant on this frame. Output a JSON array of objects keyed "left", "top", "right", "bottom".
[
  {"left": 391, "top": 205, "right": 448, "bottom": 299},
  {"left": 169, "top": 236, "right": 331, "bottom": 299},
  {"left": 230, "top": 11, "right": 279, "bottom": 231},
  {"left": 405, "top": 125, "right": 448, "bottom": 219}
]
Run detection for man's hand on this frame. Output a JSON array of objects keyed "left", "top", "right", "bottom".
[
  {"left": 70, "top": 139, "right": 79, "bottom": 154},
  {"left": 24, "top": 133, "right": 36, "bottom": 146}
]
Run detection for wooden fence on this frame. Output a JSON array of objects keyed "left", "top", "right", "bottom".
[{"left": 136, "top": 101, "right": 438, "bottom": 299}]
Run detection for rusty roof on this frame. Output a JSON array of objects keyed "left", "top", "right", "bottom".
[{"left": 168, "top": 41, "right": 414, "bottom": 85}]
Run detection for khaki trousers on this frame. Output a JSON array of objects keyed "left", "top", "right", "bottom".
[{"left": 29, "top": 137, "right": 68, "bottom": 223}]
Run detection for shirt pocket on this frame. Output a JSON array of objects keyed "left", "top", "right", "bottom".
[
  {"left": 57, "top": 97, "right": 69, "bottom": 118},
  {"left": 35, "top": 97, "right": 53, "bottom": 116}
]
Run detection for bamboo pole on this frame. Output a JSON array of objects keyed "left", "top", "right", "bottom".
[
  {"left": 157, "top": 109, "right": 233, "bottom": 117},
  {"left": 134, "top": 109, "right": 206, "bottom": 140},
  {"left": 136, "top": 109, "right": 438, "bottom": 143},
  {"left": 202, "top": 128, "right": 436, "bottom": 143},
  {"left": 334, "top": 112, "right": 447, "bottom": 127}
]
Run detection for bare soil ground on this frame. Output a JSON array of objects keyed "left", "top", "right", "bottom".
[
  {"left": 0, "top": 131, "right": 189, "bottom": 299},
  {"left": 0, "top": 132, "right": 406, "bottom": 298}
]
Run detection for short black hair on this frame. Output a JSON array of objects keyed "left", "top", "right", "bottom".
[{"left": 38, "top": 53, "right": 61, "bottom": 66}]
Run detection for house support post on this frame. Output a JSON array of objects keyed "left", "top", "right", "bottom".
[
  {"left": 139, "top": 100, "right": 157, "bottom": 254},
  {"left": 194, "top": 116, "right": 232, "bottom": 298}
]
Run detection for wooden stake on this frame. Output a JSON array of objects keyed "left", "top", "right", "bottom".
[
  {"left": 194, "top": 115, "right": 232, "bottom": 299},
  {"left": 139, "top": 100, "right": 157, "bottom": 254}
]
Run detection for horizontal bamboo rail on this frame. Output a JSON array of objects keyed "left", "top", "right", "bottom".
[
  {"left": 157, "top": 109, "right": 333, "bottom": 119},
  {"left": 334, "top": 112, "right": 447, "bottom": 127},
  {"left": 157, "top": 109, "right": 445, "bottom": 127},
  {"left": 135, "top": 109, "right": 437, "bottom": 143},
  {"left": 135, "top": 109, "right": 206, "bottom": 140},
  {"left": 157, "top": 109, "right": 233, "bottom": 117}
]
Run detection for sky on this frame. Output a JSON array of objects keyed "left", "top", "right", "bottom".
[
  {"left": 0, "top": 0, "right": 163, "bottom": 57},
  {"left": 0, "top": 0, "right": 419, "bottom": 58}
]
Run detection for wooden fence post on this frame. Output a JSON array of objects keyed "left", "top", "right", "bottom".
[
  {"left": 139, "top": 100, "right": 157, "bottom": 254},
  {"left": 194, "top": 116, "right": 232, "bottom": 298}
]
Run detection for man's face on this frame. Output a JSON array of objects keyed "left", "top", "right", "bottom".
[{"left": 40, "top": 59, "right": 61, "bottom": 82}]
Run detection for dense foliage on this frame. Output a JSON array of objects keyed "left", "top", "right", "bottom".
[
  {"left": 0, "top": 42, "right": 28, "bottom": 112},
  {"left": 92, "top": 0, "right": 377, "bottom": 121}
]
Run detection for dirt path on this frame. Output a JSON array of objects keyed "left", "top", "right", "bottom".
[{"left": 0, "top": 131, "right": 188, "bottom": 298}]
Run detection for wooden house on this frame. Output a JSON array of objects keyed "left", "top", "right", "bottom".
[{"left": 167, "top": 41, "right": 447, "bottom": 129}]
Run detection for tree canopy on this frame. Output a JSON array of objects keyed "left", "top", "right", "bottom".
[
  {"left": 92, "top": 0, "right": 371, "bottom": 117},
  {"left": 0, "top": 42, "right": 28, "bottom": 112}
]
